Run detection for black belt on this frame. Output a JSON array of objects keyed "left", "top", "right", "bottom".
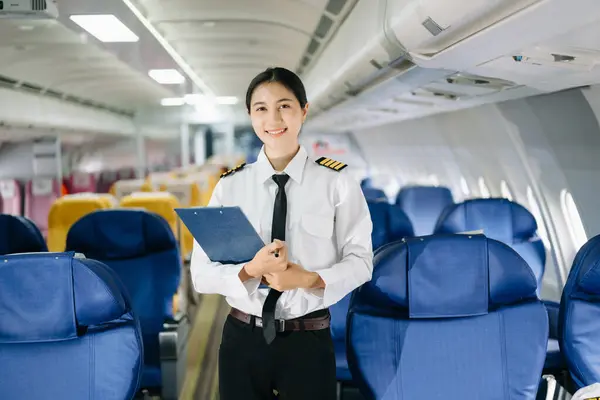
[{"left": 230, "top": 308, "right": 330, "bottom": 332}]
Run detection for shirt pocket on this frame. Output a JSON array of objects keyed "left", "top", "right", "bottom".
[
  {"left": 301, "top": 213, "right": 334, "bottom": 238},
  {"left": 295, "top": 213, "right": 336, "bottom": 270}
]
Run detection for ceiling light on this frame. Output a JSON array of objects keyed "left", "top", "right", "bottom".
[
  {"left": 184, "top": 94, "right": 204, "bottom": 105},
  {"left": 121, "top": 0, "right": 215, "bottom": 97},
  {"left": 217, "top": 96, "right": 238, "bottom": 105},
  {"left": 161, "top": 98, "right": 186, "bottom": 106},
  {"left": 163, "top": 94, "right": 236, "bottom": 107},
  {"left": 149, "top": 69, "right": 185, "bottom": 85},
  {"left": 69, "top": 15, "right": 139, "bottom": 43}
]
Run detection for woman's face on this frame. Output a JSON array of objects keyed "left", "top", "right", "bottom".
[{"left": 249, "top": 81, "right": 308, "bottom": 156}]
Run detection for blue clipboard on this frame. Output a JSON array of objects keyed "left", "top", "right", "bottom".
[{"left": 175, "top": 206, "right": 265, "bottom": 265}]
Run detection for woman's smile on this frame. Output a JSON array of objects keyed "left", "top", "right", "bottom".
[{"left": 266, "top": 128, "right": 287, "bottom": 137}]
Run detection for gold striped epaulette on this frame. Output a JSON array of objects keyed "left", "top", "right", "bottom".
[
  {"left": 315, "top": 157, "right": 348, "bottom": 171},
  {"left": 221, "top": 163, "right": 246, "bottom": 178}
]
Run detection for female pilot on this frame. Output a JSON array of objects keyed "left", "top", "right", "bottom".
[{"left": 190, "top": 66, "right": 373, "bottom": 400}]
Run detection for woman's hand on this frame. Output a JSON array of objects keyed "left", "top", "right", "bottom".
[
  {"left": 263, "top": 262, "right": 321, "bottom": 291},
  {"left": 244, "top": 239, "right": 288, "bottom": 278}
]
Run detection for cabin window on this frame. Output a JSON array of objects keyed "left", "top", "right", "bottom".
[
  {"left": 560, "top": 189, "right": 587, "bottom": 250},
  {"left": 460, "top": 176, "right": 470, "bottom": 197},
  {"left": 527, "top": 186, "right": 549, "bottom": 249},
  {"left": 500, "top": 180, "right": 513, "bottom": 201},
  {"left": 478, "top": 177, "right": 490, "bottom": 198}
]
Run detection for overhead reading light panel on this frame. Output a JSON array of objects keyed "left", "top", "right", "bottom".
[
  {"left": 409, "top": 87, "right": 463, "bottom": 101},
  {"left": 70, "top": 15, "right": 139, "bottom": 43},
  {"left": 445, "top": 73, "right": 516, "bottom": 89},
  {"left": 510, "top": 49, "right": 600, "bottom": 72}
]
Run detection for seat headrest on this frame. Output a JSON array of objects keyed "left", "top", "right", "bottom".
[
  {"left": 66, "top": 209, "right": 177, "bottom": 259},
  {"left": 367, "top": 202, "right": 414, "bottom": 249},
  {"left": 388, "top": 204, "right": 414, "bottom": 238},
  {"left": 361, "top": 178, "right": 372, "bottom": 189},
  {"left": 363, "top": 188, "right": 387, "bottom": 202},
  {"left": 354, "top": 235, "right": 538, "bottom": 318},
  {"left": 0, "top": 252, "right": 129, "bottom": 343},
  {"left": 0, "top": 214, "right": 47, "bottom": 254},
  {"left": 396, "top": 186, "right": 454, "bottom": 205},
  {"left": 568, "top": 235, "right": 600, "bottom": 297},
  {"left": 434, "top": 198, "right": 538, "bottom": 243}
]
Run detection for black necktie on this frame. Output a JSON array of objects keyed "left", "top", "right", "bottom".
[{"left": 262, "top": 174, "right": 289, "bottom": 344}]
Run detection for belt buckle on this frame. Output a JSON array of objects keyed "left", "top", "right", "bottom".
[{"left": 277, "top": 319, "right": 286, "bottom": 332}]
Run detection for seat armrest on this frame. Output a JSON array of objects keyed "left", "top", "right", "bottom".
[
  {"left": 159, "top": 312, "right": 191, "bottom": 400},
  {"left": 542, "top": 300, "right": 560, "bottom": 340},
  {"left": 537, "top": 375, "right": 569, "bottom": 400},
  {"left": 163, "top": 311, "right": 187, "bottom": 331}
]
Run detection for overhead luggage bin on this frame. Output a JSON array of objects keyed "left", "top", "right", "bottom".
[
  {"left": 391, "top": 0, "right": 541, "bottom": 60},
  {"left": 304, "top": 0, "right": 600, "bottom": 117},
  {"left": 395, "top": 0, "right": 600, "bottom": 70}
]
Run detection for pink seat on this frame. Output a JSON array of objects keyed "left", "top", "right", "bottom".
[
  {"left": 68, "top": 172, "right": 97, "bottom": 193},
  {"left": 25, "top": 179, "right": 60, "bottom": 238},
  {"left": 0, "top": 180, "right": 22, "bottom": 216},
  {"left": 97, "top": 171, "right": 118, "bottom": 193}
]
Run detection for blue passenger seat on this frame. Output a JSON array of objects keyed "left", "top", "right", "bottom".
[
  {"left": 0, "top": 251, "right": 143, "bottom": 399},
  {"left": 559, "top": 234, "right": 600, "bottom": 392},
  {"left": 395, "top": 186, "right": 454, "bottom": 236},
  {"left": 434, "top": 198, "right": 546, "bottom": 290},
  {"left": 360, "top": 178, "right": 373, "bottom": 189},
  {"left": 347, "top": 235, "right": 548, "bottom": 399},
  {"left": 368, "top": 201, "right": 414, "bottom": 250},
  {"left": 360, "top": 177, "right": 389, "bottom": 202},
  {"left": 363, "top": 187, "right": 388, "bottom": 202},
  {"left": 0, "top": 213, "right": 47, "bottom": 255},
  {"left": 65, "top": 209, "right": 186, "bottom": 398},
  {"left": 330, "top": 201, "right": 414, "bottom": 389},
  {"left": 433, "top": 198, "right": 559, "bottom": 371}
]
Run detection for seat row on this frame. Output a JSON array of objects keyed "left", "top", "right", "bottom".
[
  {"left": 47, "top": 191, "right": 195, "bottom": 259},
  {"left": 0, "top": 161, "right": 227, "bottom": 242},
  {"left": 0, "top": 209, "right": 187, "bottom": 400},
  {"left": 4, "top": 230, "right": 592, "bottom": 399},
  {"left": 361, "top": 181, "right": 454, "bottom": 237},
  {"left": 332, "top": 195, "right": 549, "bottom": 390}
]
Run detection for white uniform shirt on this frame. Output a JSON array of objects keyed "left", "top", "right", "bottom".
[{"left": 190, "top": 145, "right": 373, "bottom": 320}]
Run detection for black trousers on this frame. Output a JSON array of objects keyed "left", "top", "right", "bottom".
[{"left": 218, "top": 309, "right": 337, "bottom": 400}]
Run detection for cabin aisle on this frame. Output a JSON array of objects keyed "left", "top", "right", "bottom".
[{"left": 179, "top": 294, "right": 230, "bottom": 400}]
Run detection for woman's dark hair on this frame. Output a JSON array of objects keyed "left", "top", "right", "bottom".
[{"left": 245, "top": 67, "right": 308, "bottom": 112}]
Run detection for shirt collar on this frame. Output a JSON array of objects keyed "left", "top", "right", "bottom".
[{"left": 256, "top": 145, "right": 308, "bottom": 184}]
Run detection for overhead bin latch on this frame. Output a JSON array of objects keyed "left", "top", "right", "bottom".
[{"left": 421, "top": 16, "right": 445, "bottom": 36}]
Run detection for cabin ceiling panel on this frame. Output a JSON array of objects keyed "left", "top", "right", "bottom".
[
  {"left": 133, "top": 0, "right": 334, "bottom": 99},
  {"left": 0, "top": 18, "right": 173, "bottom": 112}
]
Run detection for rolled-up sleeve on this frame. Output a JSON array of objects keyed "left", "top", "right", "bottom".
[
  {"left": 189, "top": 181, "right": 261, "bottom": 298},
  {"left": 313, "top": 172, "right": 373, "bottom": 308}
]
